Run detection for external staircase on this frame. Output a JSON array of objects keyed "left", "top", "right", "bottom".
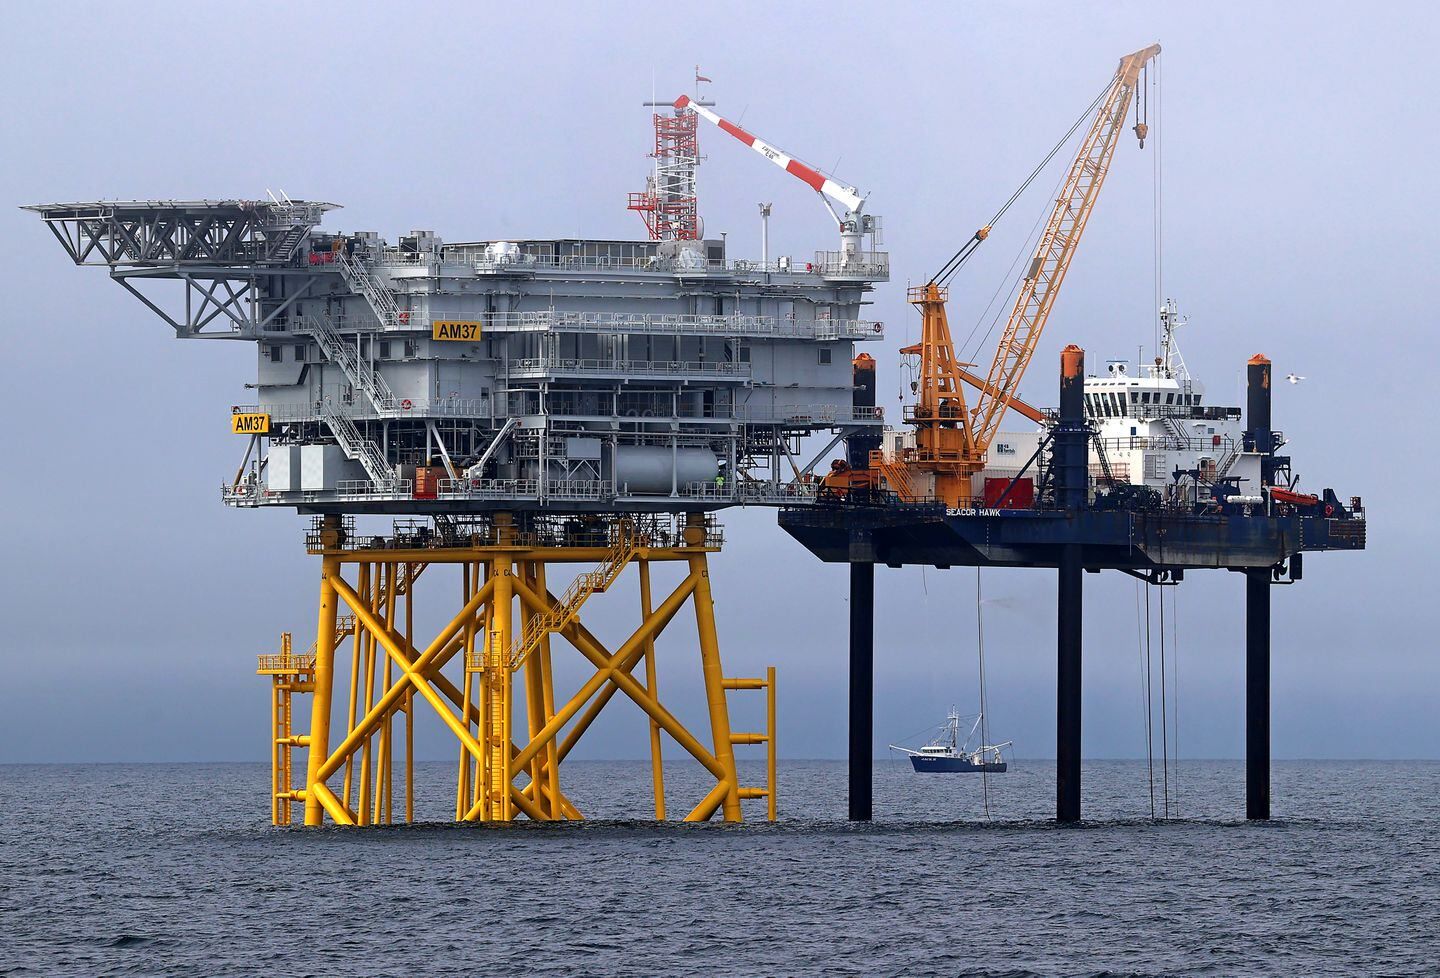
[
  {"left": 319, "top": 402, "right": 395, "bottom": 489},
  {"left": 299, "top": 315, "right": 400, "bottom": 414},
  {"left": 336, "top": 251, "right": 403, "bottom": 328}
]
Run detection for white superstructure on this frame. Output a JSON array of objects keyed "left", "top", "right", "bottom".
[{"left": 971, "top": 301, "right": 1267, "bottom": 507}]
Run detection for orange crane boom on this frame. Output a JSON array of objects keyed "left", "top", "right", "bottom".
[
  {"left": 893, "top": 43, "right": 1160, "bottom": 506},
  {"left": 969, "top": 43, "right": 1160, "bottom": 452}
]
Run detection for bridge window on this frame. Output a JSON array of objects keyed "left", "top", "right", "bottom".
[{"left": 818, "top": 348, "right": 833, "bottom": 365}]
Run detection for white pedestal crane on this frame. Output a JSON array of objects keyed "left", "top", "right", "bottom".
[{"left": 674, "top": 95, "right": 879, "bottom": 264}]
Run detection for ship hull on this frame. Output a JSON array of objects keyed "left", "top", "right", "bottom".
[{"left": 908, "top": 756, "right": 1007, "bottom": 773}]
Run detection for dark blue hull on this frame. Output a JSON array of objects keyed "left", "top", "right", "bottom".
[{"left": 909, "top": 756, "right": 1007, "bottom": 773}]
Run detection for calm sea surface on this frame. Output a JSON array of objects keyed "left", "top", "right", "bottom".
[{"left": 1, "top": 760, "right": 1436, "bottom": 975}]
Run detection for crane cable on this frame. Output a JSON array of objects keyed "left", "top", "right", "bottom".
[
  {"left": 1159, "top": 578, "right": 1171, "bottom": 818},
  {"left": 976, "top": 568, "right": 992, "bottom": 820},
  {"left": 1170, "top": 582, "right": 1181, "bottom": 818},
  {"left": 1139, "top": 578, "right": 1156, "bottom": 818},
  {"left": 928, "top": 76, "right": 1114, "bottom": 289}
]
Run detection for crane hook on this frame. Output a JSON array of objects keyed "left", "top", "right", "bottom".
[{"left": 1133, "top": 122, "right": 1149, "bottom": 148}]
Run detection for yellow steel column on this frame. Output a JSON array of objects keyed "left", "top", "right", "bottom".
[
  {"left": 356, "top": 564, "right": 376, "bottom": 825},
  {"left": 767, "top": 665, "right": 777, "bottom": 822},
  {"left": 687, "top": 518, "right": 742, "bottom": 822},
  {"left": 488, "top": 548, "right": 514, "bottom": 821},
  {"left": 521, "top": 560, "right": 552, "bottom": 818},
  {"left": 534, "top": 562, "right": 561, "bottom": 820},
  {"left": 270, "top": 676, "right": 281, "bottom": 825},
  {"left": 639, "top": 558, "right": 666, "bottom": 820},
  {"left": 342, "top": 588, "right": 363, "bottom": 808},
  {"left": 474, "top": 574, "right": 491, "bottom": 815},
  {"left": 378, "top": 562, "right": 397, "bottom": 825},
  {"left": 404, "top": 563, "right": 415, "bottom": 824},
  {"left": 302, "top": 521, "right": 343, "bottom": 827},
  {"left": 456, "top": 562, "right": 474, "bottom": 821}
]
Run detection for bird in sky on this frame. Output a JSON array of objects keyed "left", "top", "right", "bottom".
[{"left": 1286, "top": 373, "right": 1306, "bottom": 384}]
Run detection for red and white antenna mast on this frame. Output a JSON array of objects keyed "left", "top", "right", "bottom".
[{"left": 628, "top": 68, "right": 714, "bottom": 241}]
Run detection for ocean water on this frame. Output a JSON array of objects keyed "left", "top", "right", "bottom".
[{"left": 1, "top": 759, "right": 1436, "bottom": 975}]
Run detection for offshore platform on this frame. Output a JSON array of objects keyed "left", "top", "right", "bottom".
[{"left": 29, "top": 50, "right": 1363, "bottom": 826}]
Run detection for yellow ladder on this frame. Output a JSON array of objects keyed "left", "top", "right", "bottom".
[
  {"left": 723, "top": 666, "right": 778, "bottom": 821},
  {"left": 256, "top": 632, "right": 317, "bottom": 826}
]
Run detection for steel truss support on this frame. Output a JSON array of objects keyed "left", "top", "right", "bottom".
[{"left": 287, "top": 514, "right": 772, "bottom": 825}]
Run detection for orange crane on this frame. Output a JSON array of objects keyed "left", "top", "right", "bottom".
[{"left": 850, "top": 43, "right": 1160, "bottom": 507}]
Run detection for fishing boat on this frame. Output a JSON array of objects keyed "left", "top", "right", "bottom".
[{"left": 889, "top": 710, "right": 1011, "bottom": 773}]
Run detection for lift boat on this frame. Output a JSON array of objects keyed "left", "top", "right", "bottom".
[{"left": 889, "top": 710, "right": 1011, "bottom": 773}]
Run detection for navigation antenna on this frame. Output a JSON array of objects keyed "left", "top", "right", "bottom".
[{"left": 1158, "top": 299, "right": 1189, "bottom": 380}]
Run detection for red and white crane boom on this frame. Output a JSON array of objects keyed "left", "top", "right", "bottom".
[{"left": 674, "top": 94, "right": 867, "bottom": 227}]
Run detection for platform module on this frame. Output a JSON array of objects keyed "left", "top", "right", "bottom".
[{"left": 26, "top": 198, "right": 886, "bottom": 515}]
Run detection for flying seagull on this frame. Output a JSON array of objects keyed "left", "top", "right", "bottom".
[{"left": 1286, "top": 373, "right": 1306, "bottom": 384}]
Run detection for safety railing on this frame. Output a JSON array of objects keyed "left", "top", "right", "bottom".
[
  {"left": 380, "top": 244, "right": 890, "bottom": 284},
  {"left": 732, "top": 403, "right": 885, "bottom": 424},
  {"left": 436, "top": 477, "right": 542, "bottom": 499},
  {"left": 231, "top": 398, "right": 490, "bottom": 421},
  {"left": 256, "top": 653, "right": 317, "bottom": 674},
  {"left": 509, "top": 356, "right": 752, "bottom": 378},
  {"left": 1094, "top": 433, "right": 1239, "bottom": 454},
  {"left": 491, "top": 309, "right": 883, "bottom": 340},
  {"left": 812, "top": 250, "right": 890, "bottom": 280}
]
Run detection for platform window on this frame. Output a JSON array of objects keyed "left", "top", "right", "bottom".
[
  {"left": 818, "top": 348, "right": 833, "bottom": 365},
  {"left": 738, "top": 345, "right": 751, "bottom": 363},
  {"left": 380, "top": 341, "right": 392, "bottom": 360},
  {"left": 293, "top": 343, "right": 305, "bottom": 362},
  {"left": 1167, "top": 392, "right": 1175, "bottom": 404}
]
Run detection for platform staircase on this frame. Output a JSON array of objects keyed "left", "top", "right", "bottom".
[
  {"left": 319, "top": 402, "right": 396, "bottom": 490},
  {"left": 299, "top": 315, "right": 401, "bottom": 415},
  {"left": 336, "top": 250, "right": 403, "bottom": 328},
  {"left": 868, "top": 449, "right": 918, "bottom": 501},
  {"left": 465, "top": 527, "right": 641, "bottom": 673}
]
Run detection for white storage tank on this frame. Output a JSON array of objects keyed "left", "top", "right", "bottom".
[{"left": 609, "top": 445, "right": 718, "bottom": 494}]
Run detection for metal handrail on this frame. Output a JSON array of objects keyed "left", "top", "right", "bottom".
[
  {"left": 812, "top": 250, "right": 891, "bottom": 280},
  {"left": 509, "top": 356, "right": 751, "bottom": 377},
  {"left": 732, "top": 404, "right": 884, "bottom": 424},
  {"left": 233, "top": 398, "right": 490, "bottom": 421}
]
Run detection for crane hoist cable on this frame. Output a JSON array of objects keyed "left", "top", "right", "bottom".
[{"left": 928, "top": 78, "right": 1114, "bottom": 289}]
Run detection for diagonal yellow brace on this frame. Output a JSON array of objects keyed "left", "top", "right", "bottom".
[
  {"left": 314, "top": 576, "right": 495, "bottom": 784},
  {"left": 332, "top": 575, "right": 490, "bottom": 767},
  {"left": 509, "top": 573, "right": 725, "bottom": 779}
]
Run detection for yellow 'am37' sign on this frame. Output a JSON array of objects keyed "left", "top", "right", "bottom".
[
  {"left": 432, "top": 320, "right": 483, "bottom": 341},
  {"left": 231, "top": 412, "right": 271, "bottom": 434}
]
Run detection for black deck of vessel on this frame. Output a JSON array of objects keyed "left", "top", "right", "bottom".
[{"left": 779, "top": 503, "right": 1365, "bottom": 571}]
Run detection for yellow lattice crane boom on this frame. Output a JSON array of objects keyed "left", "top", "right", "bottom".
[{"left": 891, "top": 43, "right": 1160, "bottom": 507}]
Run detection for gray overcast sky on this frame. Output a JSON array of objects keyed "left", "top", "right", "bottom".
[{"left": 1, "top": 1, "right": 1435, "bottom": 764}]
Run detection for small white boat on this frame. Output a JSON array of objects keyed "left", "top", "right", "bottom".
[{"left": 889, "top": 710, "right": 1012, "bottom": 773}]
